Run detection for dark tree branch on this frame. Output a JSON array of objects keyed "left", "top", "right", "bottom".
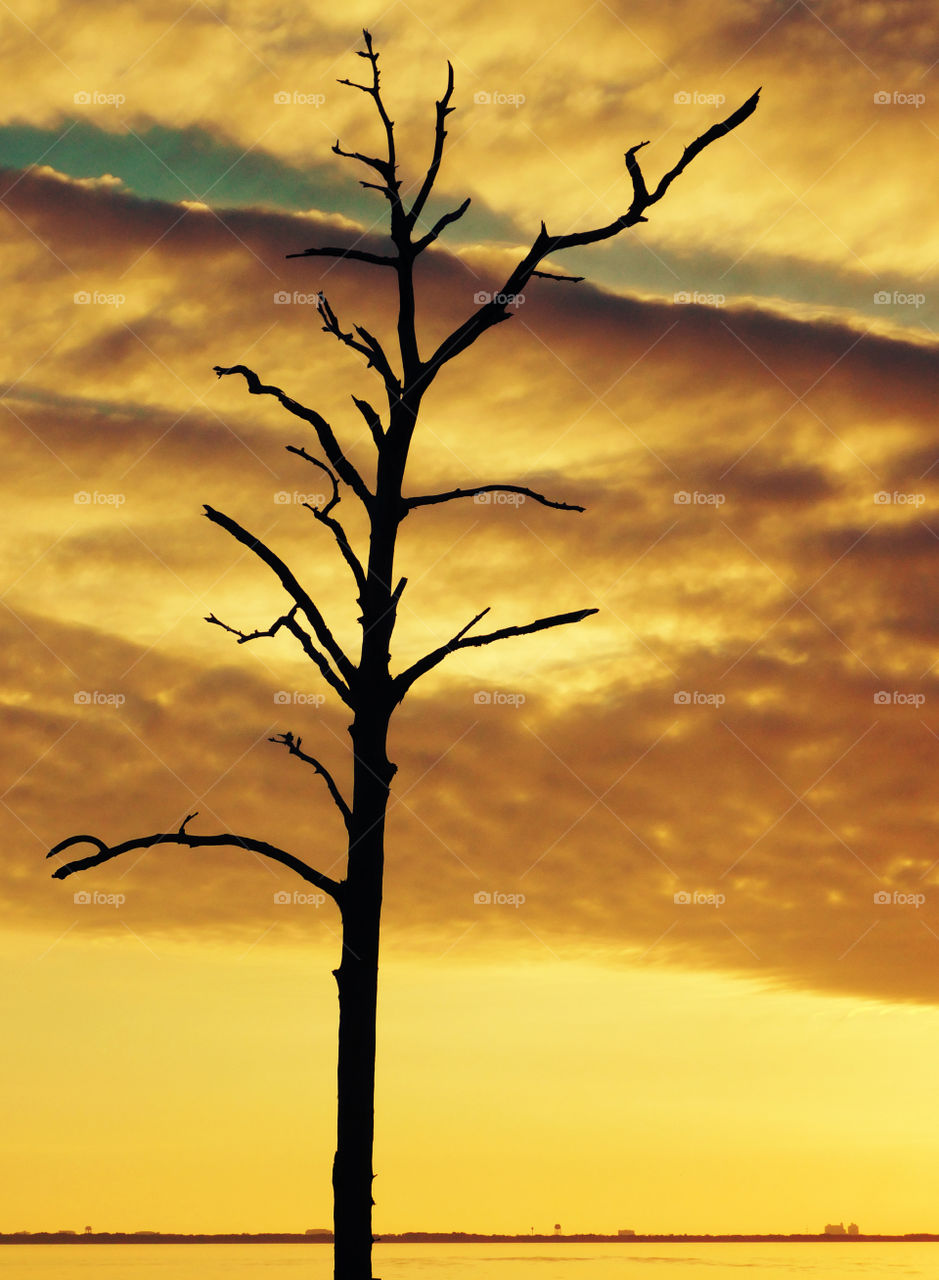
[
  {"left": 285, "top": 245, "right": 396, "bottom": 267},
  {"left": 269, "top": 732, "right": 352, "bottom": 832},
  {"left": 408, "top": 60, "right": 455, "bottom": 227},
  {"left": 205, "top": 604, "right": 351, "bottom": 706},
  {"left": 531, "top": 269, "right": 585, "bottom": 282},
  {"left": 284, "top": 446, "right": 368, "bottom": 596},
  {"left": 393, "top": 606, "right": 598, "bottom": 700},
  {"left": 351, "top": 396, "right": 385, "bottom": 448},
  {"left": 315, "top": 294, "right": 402, "bottom": 400},
  {"left": 413, "top": 196, "right": 471, "bottom": 255},
  {"left": 333, "top": 30, "right": 401, "bottom": 212},
  {"left": 213, "top": 364, "right": 372, "bottom": 508},
  {"left": 285, "top": 446, "right": 339, "bottom": 513},
  {"left": 47, "top": 812, "right": 342, "bottom": 900},
  {"left": 203, "top": 504, "right": 356, "bottom": 698},
  {"left": 419, "top": 88, "right": 760, "bottom": 390},
  {"left": 405, "top": 483, "right": 585, "bottom": 514}
]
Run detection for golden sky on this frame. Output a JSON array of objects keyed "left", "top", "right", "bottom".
[{"left": 2, "top": 0, "right": 938, "bottom": 1237}]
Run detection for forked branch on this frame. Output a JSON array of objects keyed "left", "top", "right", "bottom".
[
  {"left": 393, "top": 606, "right": 598, "bottom": 700},
  {"left": 47, "top": 813, "right": 342, "bottom": 899},
  {"left": 203, "top": 505, "right": 356, "bottom": 701}
]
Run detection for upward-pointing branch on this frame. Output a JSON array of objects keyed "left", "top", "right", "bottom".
[
  {"left": 408, "top": 60, "right": 456, "bottom": 227},
  {"left": 393, "top": 606, "right": 598, "bottom": 702},
  {"left": 419, "top": 88, "right": 760, "bottom": 391}
]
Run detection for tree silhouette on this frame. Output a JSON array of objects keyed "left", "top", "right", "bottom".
[{"left": 47, "top": 31, "right": 758, "bottom": 1280}]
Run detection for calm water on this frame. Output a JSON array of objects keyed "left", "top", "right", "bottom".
[{"left": 0, "top": 1243, "right": 935, "bottom": 1279}]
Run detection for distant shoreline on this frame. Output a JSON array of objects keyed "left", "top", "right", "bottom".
[{"left": 2, "top": 1232, "right": 938, "bottom": 1245}]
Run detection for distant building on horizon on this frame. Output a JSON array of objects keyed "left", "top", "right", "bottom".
[
  {"left": 824, "top": 1222, "right": 848, "bottom": 1235},
  {"left": 305, "top": 1229, "right": 331, "bottom": 1236},
  {"left": 848, "top": 1223, "right": 860, "bottom": 1235},
  {"left": 617, "top": 1229, "right": 636, "bottom": 1237}
]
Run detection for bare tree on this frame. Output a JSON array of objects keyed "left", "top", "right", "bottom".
[{"left": 47, "top": 31, "right": 758, "bottom": 1280}]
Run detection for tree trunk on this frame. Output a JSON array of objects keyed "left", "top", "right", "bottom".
[{"left": 332, "top": 709, "right": 394, "bottom": 1280}]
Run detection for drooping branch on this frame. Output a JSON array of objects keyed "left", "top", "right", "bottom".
[
  {"left": 212, "top": 364, "right": 372, "bottom": 508},
  {"left": 405, "top": 483, "right": 585, "bottom": 514},
  {"left": 203, "top": 505, "right": 356, "bottom": 700},
  {"left": 284, "top": 446, "right": 339, "bottom": 514},
  {"left": 419, "top": 88, "right": 760, "bottom": 391},
  {"left": 47, "top": 812, "right": 342, "bottom": 900},
  {"left": 408, "top": 60, "right": 455, "bottom": 227},
  {"left": 393, "top": 606, "right": 598, "bottom": 701},
  {"left": 269, "top": 732, "right": 352, "bottom": 832},
  {"left": 285, "top": 445, "right": 368, "bottom": 596}
]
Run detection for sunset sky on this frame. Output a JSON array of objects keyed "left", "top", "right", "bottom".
[{"left": 2, "top": 0, "right": 939, "bottom": 1239}]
